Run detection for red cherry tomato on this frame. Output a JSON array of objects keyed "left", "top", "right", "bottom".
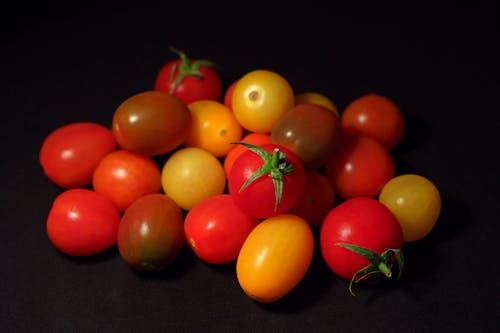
[
  {"left": 324, "top": 134, "right": 395, "bottom": 200},
  {"left": 118, "top": 193, "right": 185, "bottom": 271},
  {"left": 320, "top": 198, "right": 404, "bottom": 288},
  {"left": 228, "top": 143, "right": 306, "bottom": 219},
  {"left": 223, "top": 80, "right": 238, "bottom": 110},
  {"left": 46, "top": 189, "right": 121, "bottom": 256},
  {"left": 341, "top": 93, "right": 404, "bottom": 150},
  {"left": 154, "top": 48, "right": 223, "bottom": 105},
  {"left": 223, "top": 132, "right": 271, "bottom": 178},
  {"left": 39, "top": 122, "right": 116, "bottom": 189},
  {"left": 92, "top": 150, "right": 162, "bottom": 212},
  {"left": 184, "top": 194, "right": 259, "bottom": 264}
]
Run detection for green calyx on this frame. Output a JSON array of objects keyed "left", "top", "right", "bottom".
[
  {"left": 335, "top": 243, "right": 405, "bottom": 296},
  {"left": 168, "top": 46, "right": 216, "bottom": 94},
  {"left": 233, "top": 142, "right": 294, "bottom": 211}
]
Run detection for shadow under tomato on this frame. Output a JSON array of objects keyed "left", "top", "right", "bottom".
[{"left": 59, "top": 245, "right": 120, "bottom": 264}]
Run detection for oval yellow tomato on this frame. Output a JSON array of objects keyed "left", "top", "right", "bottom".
[
  {"left": 184, "top": 100, "right": 243, "bottom": 157},
  {"left": 161, "top": 147, "right": 226, "bottom": 211},
  {"left": 231, "top": 70, "right": 294, "bottom": 133},
  {"left": 295, "top": 92, "right": 340, "bottom": 118},
  {"left": 236, "top": 214, "right": 314, "bottom": 303}
]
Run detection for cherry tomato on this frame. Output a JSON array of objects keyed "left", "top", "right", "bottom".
[
  {"left": 231, "top": 69, "right": 294, "bottom": 133},
  {"left": 92, "top": 150, "right": 162, "bottom": 212},
  {"left": 223, "top": 80, "right": 237, "bottom": 110},
  {"left": 289, "top": 170, "right": 335, "bottom": 228},
  {"left": 295, "top": 92, "right": 339, "bottom": 117},
  {"left": 379, "top": 174, "right": 441, "bottom": 242},
  {"left": 39, "top": 122, "right": 116, "bottom": 189},
  {"left": 228, "top": 143, "right": 306, "bottom": 219},
  {"left": 161, "top": 147, "right": 226, "bottom": 211},
  {"left": 271, "top": 103, "right": 342, "bottom": 169},
  {"left": 320, "top": 198, "right": 403, "bottom": 284},
  {"left": 324, "top": 134, "right": 395, "bottom": 199},
  {"left": 236, "top": 214, "right": 314, "bottom": 303},
  {"left": 112, "top": 90, "right": 191, "bottom": 156},
  {"left": 154, "top": 48, "right": 223, "bottom": 105},
  {"left": 118, "top": 193, "right": 184, "bottom": 271},
  {"left": 223, "top": 132, "right": 271, "bottom": 177},
  {"left": 184, "top": 194, "right": 259, "bottom": 264},
  {"left": 46, "top": 189, "right": 121, "bottom": 256},
  {"left": 341, "top": 93, "right": 404, "bottom": 150},
  {"left": 184, "top": 100, "right": 243, "bottom": 157}
]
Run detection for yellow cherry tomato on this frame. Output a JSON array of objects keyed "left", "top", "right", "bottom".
[
  {"left": 236, "top": 214, "right": 314, "bottom": 303},
  {"left": 379, "top": 174, "right": 441, "bottom": 242},
  {"left": 161, "top": 147, "right": 226, "bottom": 210},
  {"left": 295, "top": 92, "right": 340, "bottom": 118},
  {"left": 184, "top": 100, "right": 243, "bottom": 157},
  {"left": 231, "top": 69, "right": 295, "bottom": 133}
]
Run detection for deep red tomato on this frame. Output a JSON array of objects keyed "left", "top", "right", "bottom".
[
  {"left": 324, "top": 134, "right": 395, "bottom": 200},
  {"left": 271, "top": 103, "right": 341, "bottom": 169},
  {"left": 320, "top": 197, "right": 404, "bottom": 290},
  {"left": 118, "top": 193, "right": 185, "bottom": 271},
  {"left": 289, "top": 170, "right": 336, "bottom": 228},
  {"left": 112, "top": 91, "right": 191, "bottom": 156},
  {"left": 40, "top": 122, "right": 116, "bottom": 189},
  {"left": 228, "top": 143, "right": 306, "bottom": 219},
  {"left": 341, "top": 93, "right": 404, "bottom": 150},
  {"left": 184, "top": 194, "right": 259, "bottom": 264},
  {"left": 92, "top": 150, "right": 162, "bottom": 212},
  {"left": 154, "top": 48, "right": 223, "bottom": 105},
  {"left": 46, "top": 188, "right": 121, "bottom": 256}
]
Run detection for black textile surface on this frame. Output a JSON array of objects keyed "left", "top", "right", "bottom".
[{"left": 1, "top": 2, "right": 498, "bottom": 332}]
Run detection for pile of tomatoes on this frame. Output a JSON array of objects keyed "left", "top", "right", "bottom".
[{"left": 39, "top": 49, "right": 441, "bottom": 302}]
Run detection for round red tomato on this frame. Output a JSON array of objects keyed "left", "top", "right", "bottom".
[
  {"left": 154, "top": 48, "right": 223, "bottom": 105},
  {"left": 320, "top": 198, "right": 404, "bottom": 289},
  {"left": 271, "top": 103, "right": 341, "bottom": 169},
  {"left": 92, "top": 150, "right": 162, "bottom": 212},
  {"left": 223, "top": 80, "right": 238, "bottom": 110},
  {"left": 112, "top": 90, "right": 191, "bottom": 156},
  {"left": 39, "top": 122, "right": 116, "bottom": 189},
  {"left": 46, "top": 188, "right": 121, "bottom": 256},
  {"left": 341, "top": 93, "right": 404, "bottom": 150},
  {"left": 184, "top": 194, "right": 259, "bottom": 264},
  {"left": 118, "top": 193, "right": 185, "bottom": 271},
  {"left": 324, "top": 134, "right": 395, "bottom": 200},
  {"left": 228, "top": 143, "right": 306, "bottom": 219}
]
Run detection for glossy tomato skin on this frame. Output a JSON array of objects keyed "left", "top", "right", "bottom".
[
  {"left": 112, "top": 91, "right": 191, "bottom": 156},
  {"left": 271, "top": 103, "right": 342, "bottom": 169},
  {"left": 184, "top": 194, "right": 259, "bottom": 264},
  {"left": 118, "top": 194, "right": 184, "bottom": 271},
  {"left": 237, "top": 214, "right": 314, "bottom": 303},
  {"left": 325, "top": 134, "right": 395, "bottom": 199},
  {"left": 223, "top": 132, "right": 271, "bottom": 177},
  {"left": 92, "top": 150, "right": 162, "bottom": 212},
  {"left": 154, "top": 60, "right": 223, "bottom": 105},
  {"left": 294, "top": 92, "right": 340, "bottom": 117},
  {"left": 320, "top": 197, "right": 403, "bottom": 281},
  {"left": 40, "top": 122, "right": 116, "bottom": 189},
  {"left": 379, "top": 174, "right": 441, "bottom": 242},
  {"left": 228, "top": 144, "right": 306, "bottom": 219},
  {"left": 341, "top": 93, "right": 404, "bottom": 150},
  {"left": 46, "top": 189, "right": 121, "bottom": 256}
]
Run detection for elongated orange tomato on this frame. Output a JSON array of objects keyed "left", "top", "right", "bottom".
[{"left": 236, "top": 214, "right": 314, "bottom": 303}]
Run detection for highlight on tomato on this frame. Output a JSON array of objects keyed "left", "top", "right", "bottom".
[
  {"left": 39, "top": 122, "right": 116, "bottom": 189},
  {"left": 118, "top": 193, "right": 185, "bottom": 271},
  {"left": 236, "top": 214, "right": 314, "bottom": 303},
  {"left": 46, "top": 188, "right": 121, "bottom": 257},
  {"left": 228, "top": 143, "right": 306, "bottom": 219},
  {"left": 184, "top": 194, "right": 259, "bottom": 264},
  {"left": 320, "top": 197, "right": 404, "bottom": 295},
  {"left": 379, "top": 174, "right": 441, "bottom": 242}
]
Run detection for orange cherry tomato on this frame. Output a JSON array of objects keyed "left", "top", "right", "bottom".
[
  {"left": 223, "top": 132, "right": 271, "bottom": 177},
  {"left": 92, "top": 150, "right": 162, "bottom": 212},
  {"left": 223, "top": 80, "right": 238, "bottom": 110},
  {"left": 184, "top": 100, "right": 243, "bottom": 157},
  {"left": 236, "top": 214, "right": 314, "bottom": 303}
]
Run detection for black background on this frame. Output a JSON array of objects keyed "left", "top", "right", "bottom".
[{"left": 1, "top": 2, "right": 498, "bottom": 332}]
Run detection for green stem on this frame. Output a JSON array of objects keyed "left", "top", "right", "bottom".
[{"left": 168, "top": 47, "right": 216, "bottom": 94}]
